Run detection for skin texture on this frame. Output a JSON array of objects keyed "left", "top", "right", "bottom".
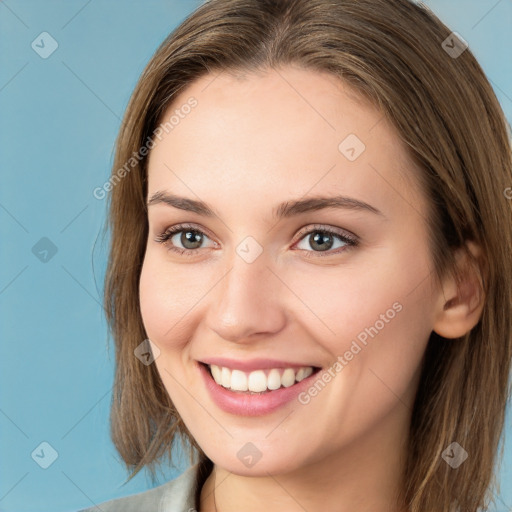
[{"left": 139, "top": 66, "right": 484, "bottom": 512}]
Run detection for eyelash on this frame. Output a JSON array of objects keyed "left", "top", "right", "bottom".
[{"left": 154, "top": 223, "right": 359, "bottom": 258}]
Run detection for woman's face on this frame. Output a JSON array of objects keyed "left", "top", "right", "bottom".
[{"left": 140, "top": 66, "right": 440, "bottom": 476}]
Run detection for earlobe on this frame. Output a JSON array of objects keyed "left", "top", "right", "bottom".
[{"left": 432, "top": 241, "right": 486, "bottom": 339}]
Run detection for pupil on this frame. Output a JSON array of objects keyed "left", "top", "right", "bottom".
[
  {"left": 311, "top": 232, "right": 333, "bottom": 251},
  {"left": 182, "top": 230, "right": 202, "bottom": 249}
]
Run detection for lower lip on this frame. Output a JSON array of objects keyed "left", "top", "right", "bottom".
[{"left": 197, "top": 362, "right": 320, "bottom": 416}]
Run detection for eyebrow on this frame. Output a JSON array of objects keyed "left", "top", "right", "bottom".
[{"left": 147, "top": 191, "right": 384, "bottom": 219}]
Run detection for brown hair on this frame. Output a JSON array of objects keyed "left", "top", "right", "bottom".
[{"left": 103, "top": 0, "right": 512, "bottom": 510}]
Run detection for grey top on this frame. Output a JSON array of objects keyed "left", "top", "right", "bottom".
[{"left": 78, "top": 463, "right": 204, "bottom": 512}]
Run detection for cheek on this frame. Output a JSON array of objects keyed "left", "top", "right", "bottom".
[
  {"left": 291, "top": 242, "right": 434, "bottom": 397},
  {"left": 286, "top": 260, "right": 433, "bottom": 453},
  {"left": 139, "top": 251, "right": 214, "bottom": 347},
  {"left": 139, "top": 252, "right": 185, "bottom": 348},
  {"left": 293, "top": 246, "right": 432, "bottom": 351}
]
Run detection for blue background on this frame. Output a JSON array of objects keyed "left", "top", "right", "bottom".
[{"left": 0, "top": 1, "right": 511, "bottom": 511}]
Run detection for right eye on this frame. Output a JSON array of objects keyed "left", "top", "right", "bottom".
[{"left": 155, "top": 223, "right": 217, "bottom": 256}]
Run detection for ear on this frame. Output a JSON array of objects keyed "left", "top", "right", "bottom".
[{"left": 432, "top": 240, "right": 486, "bottom": 339}]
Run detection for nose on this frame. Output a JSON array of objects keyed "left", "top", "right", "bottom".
[{"left": 204, "top": 253, "right": 288, "bottom": 343}]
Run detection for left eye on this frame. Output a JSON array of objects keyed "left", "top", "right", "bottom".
[
  {"left": 295, "top": 229, "right": 356, "bottom": 253},
  {"left": 293, "top": 226, "right": 358, "bottom": 255}
]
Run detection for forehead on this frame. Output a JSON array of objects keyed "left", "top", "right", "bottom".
[{"left": 146, "top": 66, "right": 427, "bottom": 220}]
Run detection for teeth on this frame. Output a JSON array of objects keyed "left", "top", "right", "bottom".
[
  {"left": 208, "top": 364, "right": 316, "bottom": 392},
  {"left": 221, "top": 367, "right": 231, "bottom": 388},
  {"left": 267, "top": 369, "right": 281, "bottom": 390},
  {"left": 296, "top": 367, "right": 313, "bottom": 382},
  {"left": 248, "top": 370, "right": 267, "bottom": 392},
  {"left": 281, "top": 368, "right": 296, "bottom": 387},
  {"left": 211, "top": 364, "right": 221, "bottom": 383},
  {"left": 231, "top": 370, "right": 248, "bottom": 391}
]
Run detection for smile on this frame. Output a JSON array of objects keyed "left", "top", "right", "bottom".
[
  {"left": 209, "top": 364, "right": 315, "bottom": 393},
  {"left": 197, "top": 359, "right": 322, "bottom": 416}
]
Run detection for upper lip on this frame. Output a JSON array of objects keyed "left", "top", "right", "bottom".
[{"left": 199, "top": 357, "right": 320, "bottom": 372}]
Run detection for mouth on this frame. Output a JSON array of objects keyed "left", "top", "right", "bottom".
[
  {"left": 201, "top": 362, "right": 322, "bottom": 394},
  {"left": 197, "top": 359, "right": 323, "bottom": 416}
]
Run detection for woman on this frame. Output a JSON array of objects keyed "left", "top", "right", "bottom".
[{"left": 81, "top": 0, "right": 512, "bottom": 510}]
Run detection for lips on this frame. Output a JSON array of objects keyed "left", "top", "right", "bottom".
[{"left": 197, "top": 358, "right": 322, "bottom": 416}]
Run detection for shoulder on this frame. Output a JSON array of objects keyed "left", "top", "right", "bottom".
[{"left": 77, "top": 463, "right": 200, "bottom": 512}]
